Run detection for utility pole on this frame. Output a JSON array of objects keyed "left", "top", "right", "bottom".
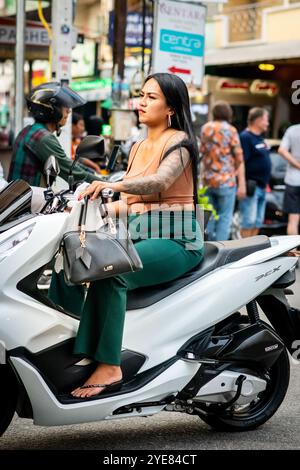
[
  {"left": 141, "top": 0, "right": 146, "bottom": 74},
  {"left": 51, "top": 0, "right": 73, "bottom": 158},
  {"left": 15, "top": 0, "right": 25, "bottom": 136},
  {"left": 113, "top": 0, "right": 127, "bottom": 79}
]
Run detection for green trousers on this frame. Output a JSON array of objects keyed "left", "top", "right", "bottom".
[
  {"left": 48, "top": 270, "right": 85, "bottom": 316},
  {"left": 49, "top": 213, "right": 203, "bottom": 365}
]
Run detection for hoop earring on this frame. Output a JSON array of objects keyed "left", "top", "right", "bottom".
[{"left": 167, "top": 114, "right": 172, "bottom": 128}]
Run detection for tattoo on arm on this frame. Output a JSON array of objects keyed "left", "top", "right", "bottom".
[{"left": 121, "top": 147, "right": 190, "bottom": 195}]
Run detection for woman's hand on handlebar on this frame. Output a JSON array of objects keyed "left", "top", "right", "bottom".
[{"left": 78, "top": 181, "right": 115, "bottom": 201}]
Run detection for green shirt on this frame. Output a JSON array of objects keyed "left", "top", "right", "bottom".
[{"left": 9, "top": 122, "right": 102, "bottom": 186}]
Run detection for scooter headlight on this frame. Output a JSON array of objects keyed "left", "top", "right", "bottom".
[{"left": 0, "top": 224, "right": 35, "bottom": 262}]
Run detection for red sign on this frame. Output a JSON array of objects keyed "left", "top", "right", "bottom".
[
  {"left": 250, "top": 80, "right": 279, "bottom": 97},
  {"left": 168, "top": 66, "right": 191, "bottom": 75},
  {"left": 216, "top": 78, "right": 279, "bottom": 97},
  {"left": 217, "top": 79, "right": 249, "bottom": 93}
]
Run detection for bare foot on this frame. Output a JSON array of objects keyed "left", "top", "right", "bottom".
[{"left": 71, "top": 364, "right": 122, "bottom": 398}]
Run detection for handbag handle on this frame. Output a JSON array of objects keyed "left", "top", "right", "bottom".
[
  {"left": 78, "top": 196, "right": 117, "bottom": 250},
  {"left": 78, "top": 196, "right": 89, "bottom": 248},
  {"left": 79, "top": 196, "right": 88, "bottom": 225},
  {"left": 100, "top": 193, "right": 117, "bottom": 235}
]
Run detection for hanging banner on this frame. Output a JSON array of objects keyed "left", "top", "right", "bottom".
[
  {"left": 108, "top": 12, "right": 153, "bottom": 48},
  {"left": 152, "top": 0, "right": 206, "bottom": 86}
]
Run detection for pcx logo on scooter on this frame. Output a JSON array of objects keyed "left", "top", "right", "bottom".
[{"left": 255, "top": 265, "right": 281, "bottom": 282}]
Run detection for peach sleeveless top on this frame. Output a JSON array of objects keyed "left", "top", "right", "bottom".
[{"left": 120, "top": 131, "right": 194, "bottom": 213}]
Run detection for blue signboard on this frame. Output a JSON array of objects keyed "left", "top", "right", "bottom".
[
  {"left": 109, "top": 11, "right": 152, "bottom": 48},
  {"left": 159, "top": 29, "right": 204, "bottom": 57}
]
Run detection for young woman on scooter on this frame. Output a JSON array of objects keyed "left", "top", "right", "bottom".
[{"left": 71, "top": 73, "right": 204, "bottom": 398}]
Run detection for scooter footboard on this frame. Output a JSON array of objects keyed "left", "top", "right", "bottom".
[{"left": 257, "top": 291, "right": 300, "bottom": 355}]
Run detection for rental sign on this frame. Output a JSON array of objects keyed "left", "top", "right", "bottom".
[{"left": 152, "top": 0, "right": 206, "bottom": 86}]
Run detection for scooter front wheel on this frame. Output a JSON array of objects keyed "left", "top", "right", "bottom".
[
  {"left": 0, "top": 365, "right": 18, "bottom": 436},
  {"left": 196, "top": 348, "right": 290, "bottom": 432}
]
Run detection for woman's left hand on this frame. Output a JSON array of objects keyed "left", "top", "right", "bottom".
[{"left": 78, "top": 181, "right": 113, "bottom": 201}]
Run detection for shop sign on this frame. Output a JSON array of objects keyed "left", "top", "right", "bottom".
[
  {"left": 152, "top": 0, "right": 206, "bottom": 87},
  {"left": 109, "top": 12, "right": 152, "bottom": 48},
  {"left": 0, "top": 19, "right": 77, "bottom": 49},
  {"left": 216, "top": 78, "right": 279, "bottom": 97},
  {"left": 70, "top": 78, "right": 112, "bottom": 101},
  {"left": 70, "top": 78, "right": 112, "bottom": 92},
  {"left": 0, "top": 23, "right": 49, "bottom": 46},
  {"left": 217, "top": 79, "right": 249, "bottom": 93},
  {"left": 250, "top": 80, "right": 279, "bottom": 97}
]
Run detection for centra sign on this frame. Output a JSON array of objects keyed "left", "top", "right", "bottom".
[
  {"left": 160, "top": 30, "right": 204, "bottom": 57},
  {"left": 152, "top": 0, "right": 206, "bottom": 87}
]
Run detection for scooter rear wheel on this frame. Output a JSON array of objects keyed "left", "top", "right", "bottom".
[
  {"left": 0, "top": 365, "right": 18, "bottom": 436},
  {"left": 196, "top": 348, "right": 290, "bottom": 432}
]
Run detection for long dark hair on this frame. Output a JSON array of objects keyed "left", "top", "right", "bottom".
[{"left": 144, "top": 73, "right": 199, "bottom": 209}]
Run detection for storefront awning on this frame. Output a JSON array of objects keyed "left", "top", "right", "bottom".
[{"left": 205, "top": 40, "right": 300, "bottom": 66}]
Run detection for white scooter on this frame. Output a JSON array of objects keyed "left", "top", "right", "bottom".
[{"left": 0, "top": 137, "right": 300, "bottom": 436}]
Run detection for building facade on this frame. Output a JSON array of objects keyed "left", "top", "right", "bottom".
[{"left": 204, "top": 0, "right": 300, "bottom": 136}]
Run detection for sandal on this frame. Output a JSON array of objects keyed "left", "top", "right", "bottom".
[{"left": 78, "top": 380, "right": 123, "bottom": 393}]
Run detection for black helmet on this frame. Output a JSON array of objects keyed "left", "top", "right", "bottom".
[{"left": 26, "top": 82, "right": 86, "bottom": 124}]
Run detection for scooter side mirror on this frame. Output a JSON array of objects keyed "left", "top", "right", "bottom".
[
  {"left": 106, "top": 145, "right": 120, "bottom": 172},
  {"left": 44, "top": 155, "right": 60, "bottom": 187},
  {"left": 75, "top": 135, "right": 105, "bottom": 162},
  {"left": 68, "top": 136, "right": 106, "bottom": 192}
]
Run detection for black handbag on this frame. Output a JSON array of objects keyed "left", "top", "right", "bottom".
[{"left": 61, "top": 197, "right": 143, "bottom": 285}]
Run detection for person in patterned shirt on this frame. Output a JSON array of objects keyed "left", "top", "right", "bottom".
[{"left": 200, "top": 101, "right": 245, "bottom": 240}]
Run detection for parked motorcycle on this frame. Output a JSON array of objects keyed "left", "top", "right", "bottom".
[
  {"left": 260, "top": 144, "right": 287, "bottom": 237},
  {"left": 0, "top": 137, "right": 300, "bottom": 436}
]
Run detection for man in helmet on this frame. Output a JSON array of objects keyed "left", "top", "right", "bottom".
[{"left": 8, "top": 82, "right": 104, "bottom": 186}]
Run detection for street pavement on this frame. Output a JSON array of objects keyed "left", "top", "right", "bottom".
[{"left": 0, "top": 269, "right": 300, "bottom": 450}]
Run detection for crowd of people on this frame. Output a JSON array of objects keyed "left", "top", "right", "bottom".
[{"left": 200, "top": 102, "right": 300, "bottom": 240}]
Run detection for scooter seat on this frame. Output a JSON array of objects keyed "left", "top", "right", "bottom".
[{"left": 126, "top": 235, "right": 271, "bottom": 310}]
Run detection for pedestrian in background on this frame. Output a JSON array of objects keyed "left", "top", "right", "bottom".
[
  {"left": 238, "top": 107, "right": 271, "bottom": 238},
  {"left": 71, "top": 112, "right": 102, "bottom": 174},
  {"left": 278, "top": 123, "right": 300, "bottom": 235},
  {"left": 200, "top": 101, "right": 244, "bottom": 241},
  {"left": 86, "top": 115, "right": 104, "bottom": 136}
]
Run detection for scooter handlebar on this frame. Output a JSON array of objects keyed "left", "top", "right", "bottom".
[{"left": 101, "top": 188, "right": 114, "bottom": 199}]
